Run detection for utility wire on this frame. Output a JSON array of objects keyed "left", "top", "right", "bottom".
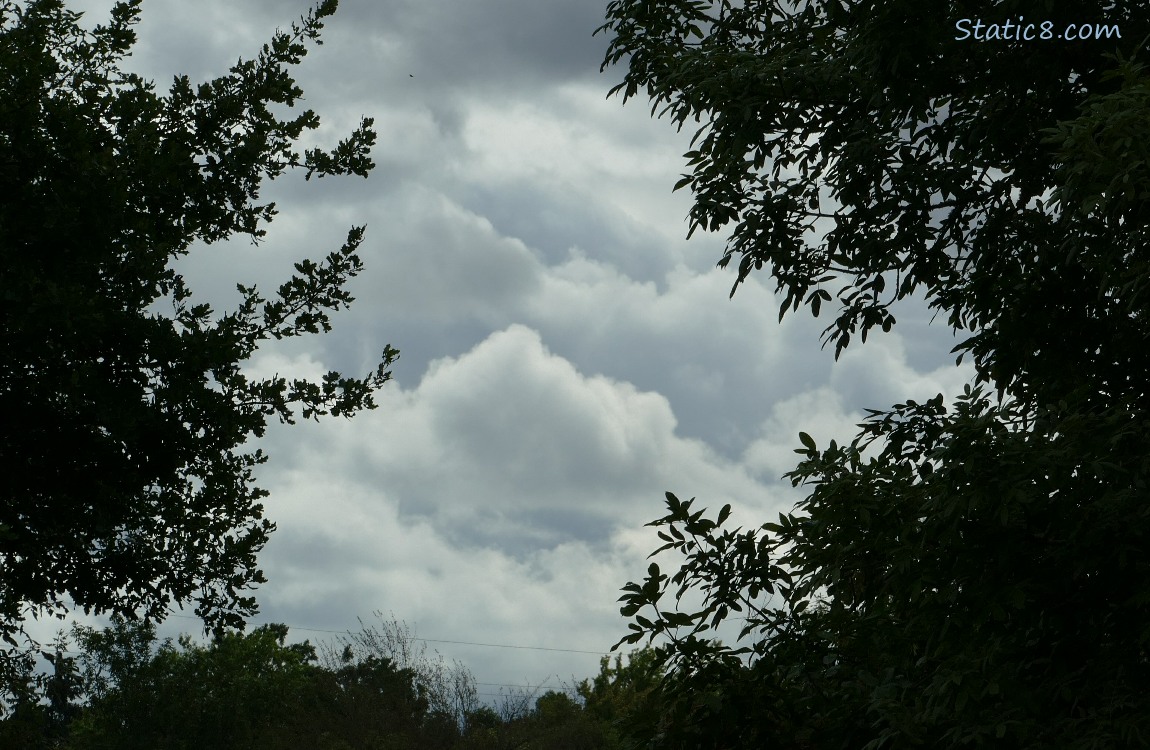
[{"left": 164, "top": 613, "right": 613, "bottom": 656}]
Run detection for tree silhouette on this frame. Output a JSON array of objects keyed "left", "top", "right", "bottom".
[
  {"left": 1, "top": 0, "right": 396, "bottom": 665},
  {"left": 600, "top": 1, "right": 1150, "bottom": 747}
]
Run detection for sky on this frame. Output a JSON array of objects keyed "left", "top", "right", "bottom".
[{"left": 45, "top": 0, "right": 974, "bottom": 704}]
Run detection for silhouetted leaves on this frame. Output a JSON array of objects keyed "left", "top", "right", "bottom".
[
  {"left": 1, "top": 0, "right": 395, "bottom": 660},
  {"left": 602, "top": 1, "right": 1150, "bottom": 748}
]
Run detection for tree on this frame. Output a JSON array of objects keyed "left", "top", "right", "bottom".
[
  {"left": 327, "top": 611, "right": 481, "bottom": 737},
  {"left": 458, "top": 705, "right": 502, "bottom": 750},
  {"left": 597, "top": 0, "right": 1149, "bottom": 408},
  {"left": 0, "top": 615, "right": 652, "bottom": 749},
  {"left": 66, "top": 619, "right": 325, "bottom": 750},
  {"left": 470, "top": 689, "right": 618, "bottom": 750},
  {"left": 42, "top": 617, "right": 463, "bottom": 750},
  {"left": 0, "top": 632, "right": 82, "bottom": 749},
  {"left": 0, "top": 0, "right": 396, "bottom": 665},
  {"left": 576, "top": 647, "right": 663, "bottom": 747},
  {"left": 599, "top": 1, "right": 1150, "bottom": 747}
]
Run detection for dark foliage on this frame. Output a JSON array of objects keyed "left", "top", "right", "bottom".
[
  {"left": 0, "top": 617, "right": 644, "bottom": 749},
  {"left": 0, "top": 0, "right": 396, "bottom": 663},
  {"left": 600, "top": 1, "right": 1150, "bottom": 748}
]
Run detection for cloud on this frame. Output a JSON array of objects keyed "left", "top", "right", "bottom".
[
  {"left": 256, "top": 324, "right": 777, "bottom": 552},
  {"left": 741, "top": 330, "right": 977, "bottom": 485},
  {"left": 339, "top": 0, "right": 613, "bottom": 92},
  {"left": 830, "top": 328, "right": 974, "bottom": 411},
  {"left": 739, "top": 386, "right": 860, "bottom": 486},
  {"left": 245, "top": 323, "right": 784, "bottom": 686}
]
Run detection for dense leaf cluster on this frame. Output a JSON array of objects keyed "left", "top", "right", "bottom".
[
  {"left": 1, "top": 0, "right": 396, "bottom": 662},
  {"left": 600, "top": 1, "right": 1150, "bottom": 748}
]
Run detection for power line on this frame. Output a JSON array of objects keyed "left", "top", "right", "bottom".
[
  {"left": 397, "top": 636, "right": 605, "bottom": 656},
  {"left": 164, "top": 613, "right": 612, "bottom": 656},
  {"left": 476, "top": 681, "right": 560, "bottom": 689}
]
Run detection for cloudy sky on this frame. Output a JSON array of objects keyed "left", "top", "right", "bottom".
[{"left": 52, "top": 0, "right": 974, "bottom": 702}]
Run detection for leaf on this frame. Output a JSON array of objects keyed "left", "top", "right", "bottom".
[
  {"left": 0, "top": 0, "right": 393, "bottom": 655},
  {"left": 600, "top": 3, "right": 1150, "bottom": 746}
]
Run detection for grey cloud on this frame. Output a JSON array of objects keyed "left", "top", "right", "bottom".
[{"left": 341, "top": 0, "right": 612, "bottom": 91}]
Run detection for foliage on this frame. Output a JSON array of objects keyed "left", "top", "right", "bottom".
[
  {"left": 0, "top": 615, "right": 636, "bottom": 750},
  {"left": 463, "top": 689, "right": 620, "bottom": 750},
  {"left": 618, "top": 394, "right": 1150, "bottom": 747},
  {"left": 576, "top": 647, "right": 663, "bottom": 748},
  {"left": 37, "top": 616, "right": 468, "bottom": 749},
  {"left": 599, "top": 1, "right": 1150, "bottom": 748},
  {"left": 0, "top": 0, "right": 396, "bottom": 659},
  {"left": 0, "top": 633, "right": 82, "bottom": 748},
  {"left": 325, "top": 611, "right": 482, "bottom": 735},
  {"left": 596, "top": 0, "right": 1150, "bottom": 410},
  {"left": 301, "top": 649, "right": 449, "bottom": 750},
  {"left": 66, "top": 619, "right": 324, "bottom": 750}
]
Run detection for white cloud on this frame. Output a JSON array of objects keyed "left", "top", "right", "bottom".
[
  {"left": 261, "top": 324, "right": 776, "bottom": 547},
  {"left": 742, "top": 330, "right": 977, "bottom": 485},
  {"left": 741, "top": 386, "right": 861, "bottom": 484},
  {"left": 248, "top": 322, "right": 786, "bottom": 686},
  {"left": 831, "top": 330, "right": 975, "bottom": 412}
]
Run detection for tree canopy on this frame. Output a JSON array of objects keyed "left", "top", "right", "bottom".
[
  {"left": 599, "top": 1, "right": 1150, "bottom": 747},
  {"left": 0, "top": 0, "right": 396, "bottom": 662},
  {"left": 0, "top": 615, "right": 650, "bottom": 749},
  {"left": 599, "top": 0, "right": 1149, "bottom": 409}
]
